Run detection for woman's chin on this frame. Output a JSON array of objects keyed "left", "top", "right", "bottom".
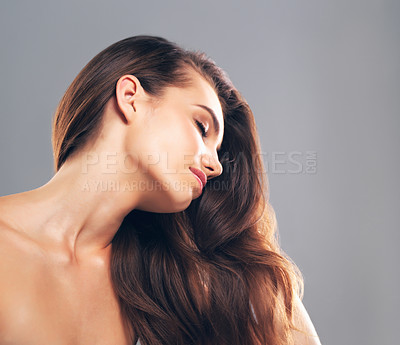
[{"left": 135, "top": 175, "right": 202, "bottom": 213}]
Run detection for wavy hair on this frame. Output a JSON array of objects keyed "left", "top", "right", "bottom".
[{"left": 52, "top": 35, "right": 304, "bottom": 345}]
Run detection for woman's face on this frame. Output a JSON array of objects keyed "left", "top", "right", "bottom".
[{"left": 121, "top": 70, "right": 224, "bottom": 213}]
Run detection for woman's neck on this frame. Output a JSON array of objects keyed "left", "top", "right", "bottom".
[{"left": 0, "top": 152, "right": 141, "bottom": 265}]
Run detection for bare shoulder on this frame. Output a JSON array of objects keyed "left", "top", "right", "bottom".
[
  {"left": 273, "top": 287, "right": 322, "bottom": 345},
  {"left": 0, "top": 195, "right": 35, "bottom": 255},
  {"left": 0, "top": 196, "right": 45, "bottom": 332},
  {"left": 291, "top": 293, "right": 322, "bottom": 345},
  {"left": 0, "top": 193, "right": 41, "bottom": 246},
  {"left": 0, "top": 195, "right": 44, "bottom": 295},
  {"left": 0, "top": 210, "right": 30, "bottom": 280}
]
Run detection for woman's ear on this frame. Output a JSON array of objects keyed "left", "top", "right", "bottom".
[{"left": 115, "top": 74, "right": 143, "bottom": 124}]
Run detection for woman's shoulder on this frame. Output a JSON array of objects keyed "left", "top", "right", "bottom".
[
  {"left": 271, "top": 286, "right": 322, "bottom": 345},
  {"left": 0, "top": 192, "right": 43, "bottom": 244},
  {"left": 0, "top": 196, "right": 45, "bottom": 327},
  {"left": 0, "top": 195, "right": 34, "bottom": 252},
  {"left": 291, "top": 293, "right": 322, "bottom": 345},
  {"left": 0, "top": 195, "right": 44, "bottom": 287},
  {"left": 277, "top": 289, "right": 322, "bottom": 345}
]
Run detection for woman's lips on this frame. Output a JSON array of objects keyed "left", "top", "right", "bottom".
[{"left": 189, "top": 167, "right": 207, "bottom": 190}]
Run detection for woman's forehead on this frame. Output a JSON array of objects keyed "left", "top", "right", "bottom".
[{"left": 169, "top": 74, "right": 223, "bottom": 118}]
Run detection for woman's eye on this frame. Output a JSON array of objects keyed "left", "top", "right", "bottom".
[{"left": 195, "top": 120, "right": 208, "bottom": 138}]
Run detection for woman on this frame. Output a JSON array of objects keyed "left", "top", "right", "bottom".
[{"left": 0, "top": 35, "right": 321, "bottom": 345}]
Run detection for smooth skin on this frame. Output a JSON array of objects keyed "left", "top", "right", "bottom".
[{"left": 0, "top": 69, "right": 321, "bottom": 345}]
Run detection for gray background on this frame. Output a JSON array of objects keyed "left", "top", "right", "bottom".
[{"left": 1, "top": 1, "right": 399, "bottom": 344}]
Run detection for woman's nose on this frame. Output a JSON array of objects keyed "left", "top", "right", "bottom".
[{"left": 201, "top": 152, "right": 223, "bottom": 180}]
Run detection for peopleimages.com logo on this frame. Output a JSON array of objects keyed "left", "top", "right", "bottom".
[
  {"left": 260, "top": 151, "right": 317, "bottom": 174},
  {"left": 79, "top": 150, "right": 318, "bottom": 175}
]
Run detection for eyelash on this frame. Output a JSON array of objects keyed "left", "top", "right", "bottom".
[{"left": 195, "top": 120, "right": 208, "bottom": 138}]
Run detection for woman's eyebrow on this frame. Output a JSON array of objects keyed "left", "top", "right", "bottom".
[
  {"left": 192, "top": 104, "right": 220, "bottom": 135},
  {"left": 192, "top": 104, "right": 223, "bottom": 151}
]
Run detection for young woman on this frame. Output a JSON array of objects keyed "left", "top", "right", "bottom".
[{"left": 0, "top": 35, "right": 321, "bottom": 345}]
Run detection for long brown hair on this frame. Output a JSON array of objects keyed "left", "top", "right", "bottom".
[{"left": 52, "top": 35, "right": 304, "bottom": 345}]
